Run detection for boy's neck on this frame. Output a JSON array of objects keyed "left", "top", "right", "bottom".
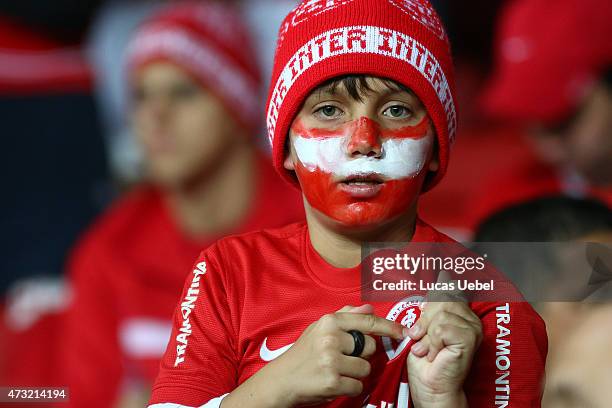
[
  {"left": 165, "top": 141, "right": 257, "bottom": 238},
  {"left": 306, "top": 203, "right": 419, "bottom": 268}
]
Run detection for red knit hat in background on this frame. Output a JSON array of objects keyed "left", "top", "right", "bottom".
[
  {"left": 125, "top": 1, "right": 261, "bottom": 133},
  {"left": 266, "top": 0, "right": 457, "bottom": 191},
  {"left": 481, "top": 0, "right": 612, "bottom": 125}
]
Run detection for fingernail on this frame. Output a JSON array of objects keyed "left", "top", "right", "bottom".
[
  {"left": 408, "top": 324, "right": 421, "bottom": 337},
  {"left": 402, "top": 327, "right": 411, "bottom": 338},
  {"left": 412, "top": 341, "right": 424, "bottom": 354}
]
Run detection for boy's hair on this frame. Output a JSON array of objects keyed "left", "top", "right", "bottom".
[
  {"left": 474, "top": 196, "right": 612, "bottom": 242},
  {"left": 473, "top": 196, "right": 612, "bottom": 303},
  {"left": 604, "top": 68, "right": 612, "bottom": 90},
  {"left": 313, "top": 75, "right": 415, "bottom": 102}
]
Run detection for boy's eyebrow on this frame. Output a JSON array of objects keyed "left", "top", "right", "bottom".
[
  {"left": 312, "top": 82, "right": 344, "bottom": 96},
  {"left": 376, "top": 87, "right": 415, "bottom": 97},
  {"left": 310, "top": 82, "right": 416, "bottom": 101},
  {"left": 306, "top": 85, "right": 345, "bottom": 104}
]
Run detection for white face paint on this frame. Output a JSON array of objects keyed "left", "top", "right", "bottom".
[{"left": 293, "top": 134, "right": 433, "bottom": 180}]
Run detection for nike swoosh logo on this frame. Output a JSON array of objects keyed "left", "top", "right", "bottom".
[{"left": 259, "top": 337, "right": 294, "bottom": 362}]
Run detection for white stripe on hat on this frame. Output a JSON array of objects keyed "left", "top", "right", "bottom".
[{"left": 127, "top": 27, "right": 259, "bottom": 127}]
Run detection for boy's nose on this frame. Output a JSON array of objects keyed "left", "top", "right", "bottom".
[
  {"left": 142, "top": 94, "right": 173, "bottom": 122},
  {"left": 347, "top": 117, "right": 382, "bottom": 158}
]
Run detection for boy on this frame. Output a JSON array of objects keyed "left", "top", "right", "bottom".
[
  {"left": 61, "top": 2, "right": 303, "bottom": 407},
  {"left": 150, "top": 1, "right": 547, "bottom": 407}
]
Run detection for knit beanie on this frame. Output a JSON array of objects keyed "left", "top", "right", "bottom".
[
  {"left": 126, "top": 1, "right": 261, "bottom": 133},
  {"left": 266, "top": 0, "right": 457, "bottom": 190}
]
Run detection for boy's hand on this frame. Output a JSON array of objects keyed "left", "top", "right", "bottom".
[
  {"left": 406, "top": 301, "right": 482, "bottom": 408},
  {"left": 257, "top": 304, "right": 406, "bottom": 407}
]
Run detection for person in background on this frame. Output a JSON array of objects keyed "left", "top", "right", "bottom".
[
  {"left": 61, "top": 2, "right": 303, "bottom": 407},
  {"left": 473, "top": 196, "right": 612, "bottom": 307},
  {"left": 451, "top": 0, "right": 612, "bottom": 237},
  {"left": 416, "top": 0, "right": 548, "bottom": 241},
  {"left": 473, "top": 195, "right": 612, "bottom": 407},
  {"left": 543, "top": 305, "right": 612, "bottom": 408},
  {"left": 481, "top": 0, "right": 612, "bottom": 197},
  {"left": 474, "top": 196, "right": 612, "bottom": 244},
  {"left": 86, "top": 0, "right": 166, "bottom": 181}
]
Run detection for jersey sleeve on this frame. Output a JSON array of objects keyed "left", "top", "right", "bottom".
[
  {"left": 149, "top": 243, "right": 239, "bottom": 407},
  {"left": 465, "top": 301, "right": 548, "bottom": 408}
]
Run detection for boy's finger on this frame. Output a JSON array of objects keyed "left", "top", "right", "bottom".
[
  {"left": 335, "top": 313, "right": 406, "bottom": 340},
  {"left": 346, "top": 304, "right": 374, "bottom": 314},
  {"left": 409, "top": 302, "right": 480, "bottom": 340},
  {"left": 426, "top": 325, "right": 475, "bottom": 362},
  {"left": 335, "top": 304, "right": 374, "bottom": 314},
  {"left": 411, "top": 336, "right": 430, "bottom": 357}
]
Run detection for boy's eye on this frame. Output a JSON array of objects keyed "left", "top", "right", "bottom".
[
  {"left": 314, "top": 105, "right": 343, "bottom": 119},
  {"left": 383, "top": 105, "right": 412, "bottom": 119},
  {"left": 170, "top": 83, "right": 199, "bottom": 100},
  {"left": 132, "top": 87, "right": 146, "bottom": 103}
]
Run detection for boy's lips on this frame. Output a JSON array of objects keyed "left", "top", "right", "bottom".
[{"left": 336, "top": 173, "right": 385, "bottom": 198}]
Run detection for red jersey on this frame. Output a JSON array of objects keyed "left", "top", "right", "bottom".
[
  {"left": 61, "top": 155, "right": 304, "bottom": 408},
  {"left": 150, "top": 219, "right": 547, "bottom": 407}
]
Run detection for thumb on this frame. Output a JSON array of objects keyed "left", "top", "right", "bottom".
[{"left": 345, "top": 304, "right": 375, "bottom": 314}]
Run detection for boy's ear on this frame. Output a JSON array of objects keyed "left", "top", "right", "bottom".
[
  {"left": 283, "top": 154, "right": 295, "bottom": 171},
  {"left": 428, "top": 138, "right": 440, "bottom": 172},
  {"left": 428, "top": 155, "right": 439, "bottom": 172},
  {"left": 283, "top": 138, "right": 296, "bottom": 171}
]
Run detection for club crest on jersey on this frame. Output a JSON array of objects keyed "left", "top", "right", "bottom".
[{"left": 382, "top": 296, "right": 424, "bottom": 360}]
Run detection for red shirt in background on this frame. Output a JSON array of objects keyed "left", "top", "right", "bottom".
[{"left": 61, "top": 154, "right": 304, "bottom": 408}]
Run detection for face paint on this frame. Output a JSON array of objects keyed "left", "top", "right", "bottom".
[{"left": 291, "top": 116, "right": 433, "bottom": 227}]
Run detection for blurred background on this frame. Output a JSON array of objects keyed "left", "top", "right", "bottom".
[{"left": 0, "top": 0, "right": 610, "bottom": 407}]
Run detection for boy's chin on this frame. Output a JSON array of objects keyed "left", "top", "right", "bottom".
[{"left": 311, "top": 203, "right": 410, "bottom": 235}]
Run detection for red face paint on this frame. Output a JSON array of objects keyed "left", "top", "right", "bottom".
[{"left": 291, "top": 116, "right": 431, "bottom": 227}]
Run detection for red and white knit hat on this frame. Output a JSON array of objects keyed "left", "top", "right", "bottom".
[
  {"left": 266, "top": 0, "right": 457, "bottom": 190},
  {"left": 126, "top": 1, "right": 261, "bottom": 133}
]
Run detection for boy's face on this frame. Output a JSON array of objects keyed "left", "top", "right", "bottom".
[
  {"left": 131, "top": 62, "right": 243, "bottom": 188},
  {"left": 284, "top": 76, "right": 437, "bottom": 228}
]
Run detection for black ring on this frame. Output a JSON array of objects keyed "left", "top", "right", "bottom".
[{"left": 348, "top": 330, "right": 365, "bottom": 357}]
